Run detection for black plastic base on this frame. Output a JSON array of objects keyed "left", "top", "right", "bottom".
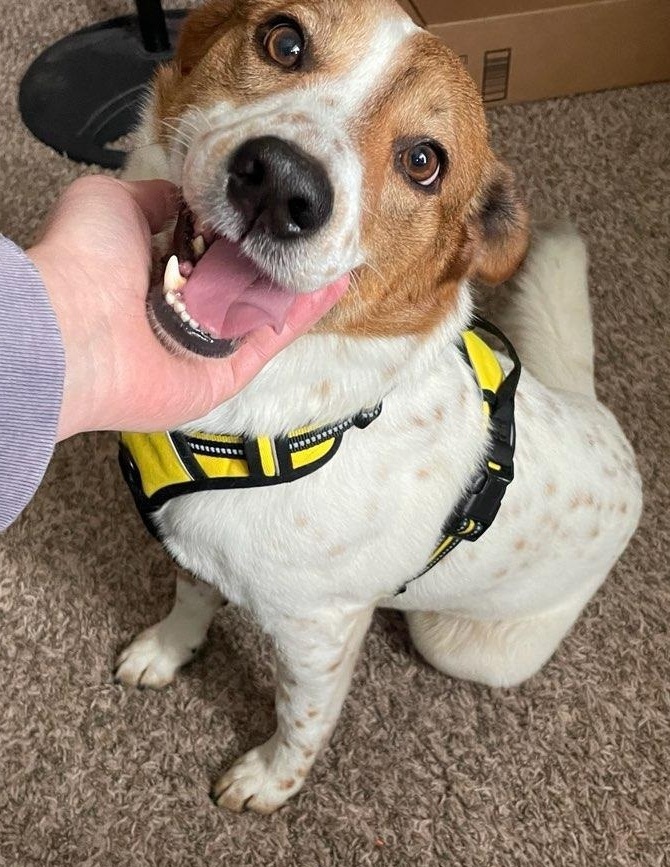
[{"left": 18, "top": 11, "right": 186, "bottom": 169}]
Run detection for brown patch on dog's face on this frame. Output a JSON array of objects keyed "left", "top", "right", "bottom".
[
  {"left": 153, "top": 0, "right": 528, "bottom": 340},
  {"left": 319, "top": 32, "right": 528, "bottom": 338},
  {"left": 156, "top": 0, "right": 403, "bottom": 127}
]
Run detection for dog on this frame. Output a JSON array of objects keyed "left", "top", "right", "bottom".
[{"left": 116, "top": 0, "right": 643, "bottom": 813}]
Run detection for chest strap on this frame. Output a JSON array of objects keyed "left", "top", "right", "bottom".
[
  {"left": 119, "top": 406, "right": 382, "bottom": 535},
  {"left": 395, "top": 316, "right": 520, "bottom": 594}
]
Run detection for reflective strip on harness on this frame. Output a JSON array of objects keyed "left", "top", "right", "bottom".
[{"left": 118, "top": 406, "right": 382, "bottom": 526}]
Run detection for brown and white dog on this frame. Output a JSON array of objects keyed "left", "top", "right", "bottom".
[{"left": 117, "top": 0, "right": 642, "bottom": 813}]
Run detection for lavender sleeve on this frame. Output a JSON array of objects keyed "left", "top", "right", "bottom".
[{"left": 0, "top": 236, "right": 65, "bottom": 531}]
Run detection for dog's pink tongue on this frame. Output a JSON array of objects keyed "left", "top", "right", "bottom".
[{"left": 181, "top": 238, "right": 297, "bottom": 339}]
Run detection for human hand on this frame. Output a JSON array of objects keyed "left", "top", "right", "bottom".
[{"left": 27, "top": 176, "right": 348, "bottom": 441}]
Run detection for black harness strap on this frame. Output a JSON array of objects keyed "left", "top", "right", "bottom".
[{"left": 395, "top": 317, "right": 521, "bottom": 595}]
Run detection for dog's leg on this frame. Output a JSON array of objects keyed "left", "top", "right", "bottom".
[
  {"left": 115, "top": 576, "right": 223, "bottom": 688},
  {"left": 213, "top": 604, "right": 373, "bottom": 814},
  {"left": 407, "top": 586, "right": 600, "bottom": 688}
]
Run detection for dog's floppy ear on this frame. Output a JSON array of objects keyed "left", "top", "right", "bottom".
[
  {"left": 177, "top": 0, "right": 237, "bottom": 75},
  {"left": 468, "top": 162, "right": 529, "bottom": 285}
]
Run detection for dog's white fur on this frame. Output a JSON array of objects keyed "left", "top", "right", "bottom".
[{"left": 118, "top": 8, "right": 642, "bottom": 814}]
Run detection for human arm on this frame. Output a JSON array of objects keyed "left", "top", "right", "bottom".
[{"left": 0, "top": 236, "right": 64, "bottom": 531}]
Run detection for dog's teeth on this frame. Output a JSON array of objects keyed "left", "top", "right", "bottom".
[
  {"left": 174, "top": 300, "right": 186, "bottom": 314},
  {"left": 193, "top": 235, "right": 206, "bottom": 257},
  {"left": 164, "top": 255, "right": 187, "bottom": 294},
  {"left": 165, "top": 291, "right": 176, "bottom": 306},
  {"left": 189, "top": 318, "right": 200, "bottom": 330},
  {"left": 180, "top": 310, "right": 191, "bottom": 323}
]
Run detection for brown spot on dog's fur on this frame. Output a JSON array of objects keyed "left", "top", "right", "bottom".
[
  {"left": 412, "top": 416, "right": 428, "bottom": 428},
  {"left": 307, "top": 709, "right": 319, "bottom": 719},
  {"left": 417, "top": 468, "right": 430, "bottom": 480},
  {"left": 303, "top": 748, "right": 315, "bottom": 759},
  {"left": 493, "top": 567, "right": 507, "bottom": 580},
  {"left": 433, "top": 406, "right": 445, "bottom": 422},
  {"left": 514, "top": 538, "right": 526, "bottom": 551},
  {"left": 317, "top": 380, "right": 332, "bottom": 398},
  {"left": 278, "top": 779, "right": 295, "bottom": 791},
  {"left": 295, "top": 720, "right": 305, "bottom": 729},
  {"left": 544, "top": 482, "right": 557, "bottom": 496},
  {"left": 570, "top": 493, "right": 596, "bottom": 510},
  {"left": 297, "top": 766, "right": 309, "bottom": 778},
  {"left": 328, "top": 544, "right": 347, "bottom": 557},
  {"left": 295, "top": 513, "right": 309, "bottom": 528},
  {"left": 541, "top": 513, "right": 560, "bottom": 531},
  {"left": 620, "top": 503, "right": 629, "bottom": 514}
]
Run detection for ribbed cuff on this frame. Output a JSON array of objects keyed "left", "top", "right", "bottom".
[{"left": 0, "top": 236, "right": 65, "bottom": 530}]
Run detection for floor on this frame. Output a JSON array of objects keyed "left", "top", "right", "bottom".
[{"left": 1, "top": 2, "right": 669, "bottom": 865}]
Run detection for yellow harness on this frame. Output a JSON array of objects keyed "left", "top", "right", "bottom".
[{"left": 119, "top": 318, "right": 520, "bottom": 593}]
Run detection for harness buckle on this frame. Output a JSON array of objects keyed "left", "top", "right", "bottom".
[{"left": 452, "top": 461, "right": 514, "bottom": 541}]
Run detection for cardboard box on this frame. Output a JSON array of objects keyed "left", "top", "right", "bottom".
[{"left": 403, "top": 0, "right": 670, "bottom": 105}]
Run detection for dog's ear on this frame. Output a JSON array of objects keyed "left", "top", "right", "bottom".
[
  {"left": 177, "top": 0, "right": 237, "bottom": 75},
  {"left": 468, "top": 162, "right": 529, "bottom": 285}
]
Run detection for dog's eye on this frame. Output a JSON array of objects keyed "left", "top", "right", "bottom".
[
  {"left": 263, "top": 20, "right": 305, "bottom": 70},
  {"left": 399, "top": 142, "right": 445, "bottom": 189}
]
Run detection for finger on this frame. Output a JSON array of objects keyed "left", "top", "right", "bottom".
[{"left": 119, "top": 179, "right": 180, "bottom": 235}]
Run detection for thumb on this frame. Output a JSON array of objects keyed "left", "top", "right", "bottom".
[{"left": 119, "top": 179, "right": 179, "bottom": 234}]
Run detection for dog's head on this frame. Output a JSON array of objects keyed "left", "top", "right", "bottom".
[{"left": 147, "top": 0, "right": 528, "bottom": 355}]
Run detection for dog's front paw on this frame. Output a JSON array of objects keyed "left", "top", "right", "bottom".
[
  {"left": 212, "top": 741, "right": 305, "bottom": 815},
  {"left": 114, "top": 622, "right": 198, "bottom": 689}
]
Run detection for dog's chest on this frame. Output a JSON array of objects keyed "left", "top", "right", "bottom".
[
  {"left": 155, "top": 385, "right": 486, "bottom": 614},
  {"left": 152, "top": 367, "right": 641, "bottom": 623}
]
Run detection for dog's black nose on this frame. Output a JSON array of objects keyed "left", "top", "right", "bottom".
[{"left": 228, "top": 136, "right": 334, "bottom": 240}]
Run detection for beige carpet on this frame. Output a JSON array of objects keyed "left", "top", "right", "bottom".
[{"left": 1, "top": 3, "right": 669, "bottom": 865}]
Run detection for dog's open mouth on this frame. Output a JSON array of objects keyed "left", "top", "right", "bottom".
[{"left": 149, "top": 203, "right": 303, "bottom": 358}]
